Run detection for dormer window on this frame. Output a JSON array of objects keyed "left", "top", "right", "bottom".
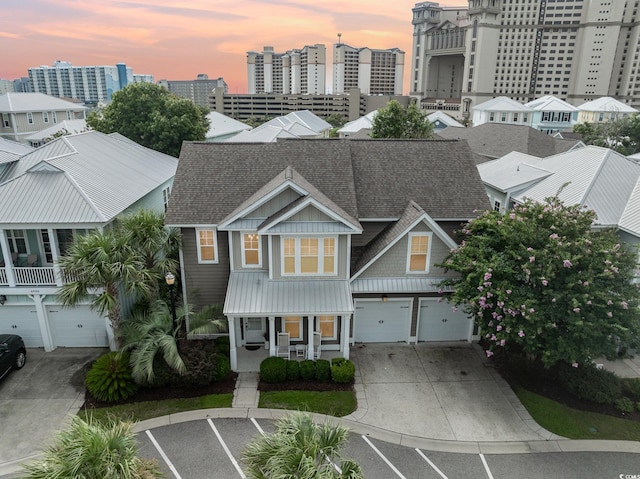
[
  {"left": 406, "top": 232, "right": 433, "bottom": 273},
  {"left": 242, "top": 233, "right": 261, "bottom": 267}
]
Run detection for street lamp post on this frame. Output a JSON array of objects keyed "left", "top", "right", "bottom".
[{"left": 165, "top": 273, "right": 178, "bottom": 343}]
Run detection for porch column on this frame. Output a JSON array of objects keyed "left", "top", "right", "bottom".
[
  {"left": 48, "top": 228, "right": 63, "bottom": 286},
  {"left": 29, "top": 294, "right": 54, "bottom": 352},
  {"left": 341, "top": 314, "right": 351, "bottom": 360},
  {"left": 228, "top": 316, "right": 238, "bottom": 371},
  {"left": 0, "top": 229, "right": 16, "bottom": 287},
  {"left": 307, "top": 316, "right": 314, "bottom": 360},
  {"left": 268, "top": 317, "right": 276, "bottom": 357}
]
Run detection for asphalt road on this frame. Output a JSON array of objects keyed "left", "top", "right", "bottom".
[{"left": 136, "top": 418, "right": 640, "bottom": 479}]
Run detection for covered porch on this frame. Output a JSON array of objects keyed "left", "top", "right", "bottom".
[{"left": 223, "top": 271, "right": 354, "bottom": 371}]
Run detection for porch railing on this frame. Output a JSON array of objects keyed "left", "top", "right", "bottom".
[
  {"left": 1, "top": 266, "right": 57, "bottom": 286},
  {"left": 0, "top": 268, "right": 6, "bottom": 285}
]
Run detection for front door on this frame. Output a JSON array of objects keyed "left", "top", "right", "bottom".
[{"left": 244, "top": 317, "right": 265, "bottom": 344}]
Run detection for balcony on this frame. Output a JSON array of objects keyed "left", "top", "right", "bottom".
[{"left": 0, "top": 265, "right": 59, "bottom": 286}]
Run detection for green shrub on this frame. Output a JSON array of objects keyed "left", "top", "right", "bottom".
[
  {"left": 331, "top": 357, "right": 355, "bottom": 384},
  {"left": 622, "top": 378, "right": 640, "bottom": 400},
  {"left": 85, "top": 352, "right": 137, "bottom": 403},
  {"left": 213, "top": 353, "right": 231, "bottom": 382},
  {"left": 615, "top": 397, "right": 635, "bottom": 413},
  {"left": 286, "top": 360, "right": 301, "bottom": 381},
  {"left": 260, "top": 357, "right": 287, "bottom": 383},
  {"left": 299, "top": 360, "right": 316, "bottom": 380},
  {"left": 215, "top": 336, "right": 230, "bottom": 356},
  {"left": 316, "top": 359, "right": 331, "bottom": 381},
  {"left": 558, "top": 363, "right": 621, "bottom": 405}
]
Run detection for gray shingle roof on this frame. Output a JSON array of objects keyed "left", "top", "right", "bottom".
[
  {"left": 437, "top": 123, "right": 582, "bottom": 160},
  {"left": 165, "top": 139, "right": 489, "bottom": 226}
]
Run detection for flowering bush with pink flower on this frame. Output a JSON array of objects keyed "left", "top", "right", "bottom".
[{"left": 439, "top": 197, "right": 640, "bottom": 368}]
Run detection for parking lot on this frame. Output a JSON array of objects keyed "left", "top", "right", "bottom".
[{"left": 137, "top": 418, "right": 640, "bottom": 479}]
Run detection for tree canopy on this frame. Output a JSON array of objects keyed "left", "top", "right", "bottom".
[
  {"left": 573, "top": 114, "right": 640, "bottom": 155},
  {"left": 87, "top": 82, "right": 209, "bottom": 157},
  {"left": 440, "top": 198, "right": 640, "bottom": 367},
  {"left": 370, "top": 100, "right": 434, "bottom": 139}
]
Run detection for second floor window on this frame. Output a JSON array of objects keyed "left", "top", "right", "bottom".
[
  {"left": 282, "top": 237, "right": 336, "bottom": 275},
  {"left": 196, "top": 228, "right": 218, "bottom": 264},
  {"left": 27, "top": 112, "right": 33, "bottom": 124},
  {"left": 242, "top": 233, "right": 261, "bottom": 267},
  {"left": 407, "top": 232, "right": 433, "bottom": 273},
  {"left": 7, "top": 229, "right": 27, "bottom": 254}
]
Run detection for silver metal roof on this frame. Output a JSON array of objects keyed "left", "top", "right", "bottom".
[
  {"left": 478, "top": 151, "right": 550, "bottom": 192},
  {"left": 350, "top": 277, "right": 454, "bottom": 294},
  {"left": 224, "top": 271, "right": 353, "bottom": 316},
  {"left": 264, "top": 221, "right": 356, "bottom": 234},
  {"left": 0, "top": 93, "right": 87, "bottom": 113},
  {"left": 0, "top": 138, "right": 32, "bottom": 165}
]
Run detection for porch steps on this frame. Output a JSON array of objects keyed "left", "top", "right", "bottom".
[{"left": 232, "top": 372, "right": 260, "bottom": 408}]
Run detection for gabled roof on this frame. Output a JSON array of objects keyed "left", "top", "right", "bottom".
[
  {"left": 513, "top": 146, "right": 640, "bottom": 230},
  {"left": 0, "top": 93, "right": 86, "bottom": 113},
  {"left": 0, "top": 138, "right": 32, "bottom": 165},
  {"left": 205, "top": 111, "right": 251, "bottom": 139},
  {"left": 437, "top": 123, "right": 583, "bottom": 160},
  {"left": 578, "top": 97, "right": 638, "bottom": 113},
  {"left": 24, "top": 119, "right": 88, "bottom": 142},
  {"left": 478, "top": 151, "right": 552, "bottom": 192},
  {"left": 525, "top": 95, "right": 579, "bottom": 112},
  {"left": 427, "top": 111, "right": 464, "bottom": 128},
  {"left": 226, "top": 125, "right": 298, "bottom": 143},
  {"left": 473, "top": 96, "right": 531, "bottom": 112},
  {"left": 338, "top": 110, "right": 377, "bottom": 134},
  {"left": 165, "top": 139, "right": 488, "bottom": 227},
  {"left": 0, "top": 131, "right": 177, "bottom": 226},
  {"left": 351, "top": 201, "right": 458, "bottom": 279},
  {"left": 262, "top": 110, "right": 331, "bottom": 135}
]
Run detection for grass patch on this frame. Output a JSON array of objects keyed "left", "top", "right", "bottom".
[
  {"left": 259, "top": 391, "right": 357, "bottom": 417},
  {"left": 515, "top": 387, "right": 640, "bottom": 441},
  {"left": 79, "top": 394, "right": 233, "bottom": 424}
]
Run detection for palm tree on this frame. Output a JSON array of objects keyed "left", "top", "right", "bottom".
[
  {"left": 242, "top": 412, "right": 364, "bottom": 479},
  {"left": 58, "top": 230, "right": 154, "bottom": 338},
  {"left": 120, "top": 300, "right": 227, "bottom": 384},
  {"left": 22, "top": 415, "right": 161, "bottom": 479}
]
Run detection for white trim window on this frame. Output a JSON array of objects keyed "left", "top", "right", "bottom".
[
  {"left": 281, "top": 236, "right": 337, "bottom": 276},
  {"left": 318, "top": 315, "right": 337, "bottom": 340},
  {"left": 196, "top": 228, "right": 218, "bottom": 264},
  {"left": 284, "top": 316, "right": 303, "bottom": 341},
  {"left": 43, "top": 111, "right": 49, "bottom": 123},
  {"left": 2, "top": 113, "right": 9, "bottom": 128},
  {"left": 406, "top": 232, "right": 433, "bottom": 273},
  {"left": 52, "top": 111, "right": 57, "bottom": 124},
  {"left": 27, "top": 112, "right": 33, "bottom": 124},
  {"left": 242, "top": 233, "right": 261, "bottom": 268},
  {"left": 162, "top": 186, "right": 171, "bottom": 212},
  {"left": 7, "top": 229, "right": 27, "bottom": 254}
]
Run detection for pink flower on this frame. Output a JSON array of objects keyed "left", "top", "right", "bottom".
[
  {"left": 499, "top": 339, "right": 506, "bottom": 346},
  {"left": 572, "top": 362, "right": 579, "bottom": 368},
  {"left": 542, "top": 279, "right": 549, "bottom": 286},
  {"left": 550, "top": 233, "right": 559, "bottom": 239},
  {"left": 518, "top": 330, "right": 525, "bottom": 338},
  {"left": 452, "top": 306, "right": 458, "bottom": 313},
  {"left": 622, "top": 301, "right": 629, "bottom": 310},
  {"left": 573, "top": 307, "right": 581, "bottom": 313},
  {"left": 607, "top": 312, "right": 613, "bottom": 318},
  {"left": 529, "top": 256, "right": 535, "bottom": 262},
  {"left": 607, "top": 300, "right": 613, "bottom": 305},
  {"left": 529, "top": 308, "right": 535, "bottom": 313},
  {"left": 563, "top": 259, "right": 572, "bottom": 268},
  {"left": 486, "top": 350, "right": 494, "bottom": 358},
  {"left": 509, "top": 213, "right": 516, "bottom": 219},
  {"left": 527, "top": 247, "right": 533, "bottom": 252},
  {"left": 484, "top": 272, "right": 492, "bottom": 281},
  {"left": 552, "top": 298, "right": 556, "bottom": 302},
  {"left": 496, "top": 325, "right": 503, "bottom": 331},
  {"left": 506, "top": 289, "right": 512, "bottom": 295},
  {"left": 583, "top": 281, "right": 589, "bottom": 287}
]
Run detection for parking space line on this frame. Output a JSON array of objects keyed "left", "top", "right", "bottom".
[
  {"left": 207, "top": 419, "right": 246, "bottom": 478},
  {"left": 361, "top": 435, "right": 407, "bottom": 479},
  {"left": 145, "top": 430, "right": 182, "bottom": 479},
  {"left": 415, "top": 449, "right": 448, "bottom": 479},
  {"left": 479, "top": 454, "right": 495, "bottom": 479},
  {"left": 250, "top": 417, "right": 265, "bottom": 436}
]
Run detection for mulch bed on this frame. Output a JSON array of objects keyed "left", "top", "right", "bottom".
[{"left": 258, "top": 379, "right": 354, "bottom": 393}]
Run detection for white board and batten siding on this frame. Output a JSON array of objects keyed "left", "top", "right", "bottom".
[
  {"left": 417, "top": 298, "right": 473, "bottom": 342},
  {"left": 353, "top": 298, "right": 412, "bottom": 343}
]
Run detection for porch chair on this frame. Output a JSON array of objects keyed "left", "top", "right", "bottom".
[
  {"left": 26, "top": 254, "right": 38, "bottom": 267},
  {"left": 313, "top": 331, "right": 322, "bottom": 360},
  {"left": 276, "top": 332, "right": 290, "bottom": 360}
]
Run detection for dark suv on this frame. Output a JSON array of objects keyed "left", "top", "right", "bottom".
[{"left": 0, "top": 334, "right": 26, "bottom": 381}]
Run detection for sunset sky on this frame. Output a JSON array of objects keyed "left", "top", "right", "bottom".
[{"left": 1, "top": 0, "right": 461, "bottom": 95}]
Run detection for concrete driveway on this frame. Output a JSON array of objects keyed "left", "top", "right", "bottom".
[
  {"left": 0, "top": 348, "right": 105, "bottom": 468},
  {"left": 347, "top": 342, "right": 555, "bottom": 442}
]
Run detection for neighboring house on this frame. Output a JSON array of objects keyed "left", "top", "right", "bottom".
[
  {"left": 471, "top": 96, "right": 532, "bottom": 127},
  {"left": 0, "top": 138, "right": 32, "bottom": 177},
  {"left": 577, "top": 97, "right": 638, "bottom": 124},
  {"left": 437, "top": 123, "right": 584, "bottom": 162},
  {"left": 478, "top": 145, "right": 640, "bottom": 246},
  {"left": 205, "top": 112, "right": 252, "bottom": 142},
  {"left": 0, "top": 131, "right": 178, "bottom": 350},
  {"left": 226, "top": 125, "right": 300, "bottom": 143},
  {"left": 0, "top": 93, "right": 87, "bottom": 144},
  {"left": 427, "top": 111, "right": 464, "bottom": 131},
  {"left": 23, "top": 119, "right": 88, "bottom": 148},
  {"left": 165, "top": 139, "right": 489, "bottom": 371},
  {"left": 227, "top": 110, "right": 331, "bottom": 142},
  {"left": 337, "top": 111, "right": 377, "bottom": 138},
  {"left": 261, "top": 111, "right": 331, "bottom": 137},
  {"left": 525, "top": 95, "right": 579, "bottom": 134}
]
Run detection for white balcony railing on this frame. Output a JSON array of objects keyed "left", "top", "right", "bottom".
[{"left": 1, "top": 267, "right": 57, "bottom": 286}]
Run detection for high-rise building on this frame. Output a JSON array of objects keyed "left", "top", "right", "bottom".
[
  {"left": 333, "top": 44, "right": 405, "bottom": 95},
  {"left": 12, "top": 77, "right": 32, "bottom": 93},
  {"left": 28, "top": 61, "right": 154, "bottom": 103},
  {"left": 411, "top": 0, "right": 640, "bottom": 117},
  {"left": 157, "top": 75, "right": 228, "bottom": 108},
  {"left": 0, "top": 80, "right": 14, "bottom": 95},
  {"left": 247, "top": 45, "right": 326, "bottom": 94}
]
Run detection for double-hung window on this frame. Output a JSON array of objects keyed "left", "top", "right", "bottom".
[
  {"left": 43, "top": 112, "right": 49, "bottom": 123},
  {"left": 284, "top": 316, "right": 303, "bottom": 340},
  {"left": 282, "top": 237, "right": 336, "bottom": 275},
  {"left": 406, "top": 232, "right": 432, "bottom": 273},
  {"left": 242, "top": 233, "right": 261, "bottom": 267},
  {"left": 27, "top": 112, "right": 33, "bottom": 124},
  {"left": 318, "top": 315, "right": 337, "bottom": 340},
  {"left": 7, "top": 229, "right": 27, "bottom": 254},
  {"left": 196, "top": 228, "right": 218, "bottom": 263}
]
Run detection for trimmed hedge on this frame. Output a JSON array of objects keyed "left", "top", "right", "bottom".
[
  {"left": 558, "top": 363, "right": 621, "bottom": 405},
  {"left": 331, "top": 358, "right": 355, "bottom": 384},
  {"left": 213, "top": 353, "right": 231, "bottom": 382},
  {"left": 316, "top": 359, "right": 331, "bottom": 381},
  {"left": 260, "top": 356, "right": 287, "bottom": 383},
  {"left": 286, "top": 360, "right": 301, "bottom": 381},
  {"left": 299, "top": 360, "right": 316, "bottom": 380}
]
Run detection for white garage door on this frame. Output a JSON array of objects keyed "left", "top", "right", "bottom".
[
  {"left": 0, "top": 305, "right": 44, "bottom": 347},
  {"left": 47, "top": 306, "right": 108, "bottom": 347},
  {"left": 354, "top": 299, "right": 411, "bottom": 343},
  {"left": 418, "top": 299, "right": 471, "bottom": 342}
]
